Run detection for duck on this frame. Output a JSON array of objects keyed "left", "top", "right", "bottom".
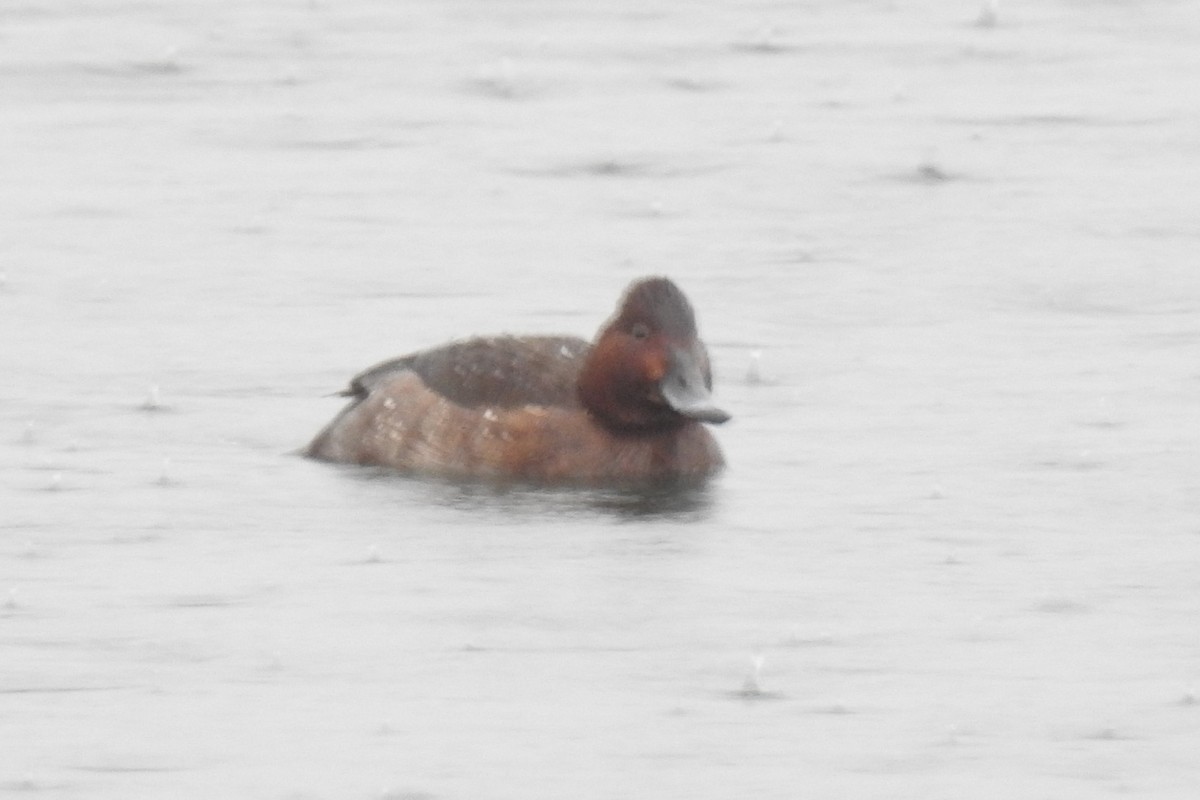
[{"left": 306, "top": 276, "right": 728, "bottom": 485}]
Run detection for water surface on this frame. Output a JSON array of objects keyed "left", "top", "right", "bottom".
[{"left": 2, "top": 1, "right": 1199, "bottom": 797}]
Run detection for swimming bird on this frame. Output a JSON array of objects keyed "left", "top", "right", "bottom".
[{"left": 306, "top": 276, "right": 729, "bottom": 485}]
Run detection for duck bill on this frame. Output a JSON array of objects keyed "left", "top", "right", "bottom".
[{"left": 660, "top": 347, "right": 730, "bottom": 425}]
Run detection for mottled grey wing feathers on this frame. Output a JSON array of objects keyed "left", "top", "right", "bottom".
[{"left": 340, "top": 335, "right": 591, "bottom": 409}]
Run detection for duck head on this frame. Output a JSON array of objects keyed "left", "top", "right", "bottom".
[{"left": 578, "top": 277, "right": 730, "bottom": 432}]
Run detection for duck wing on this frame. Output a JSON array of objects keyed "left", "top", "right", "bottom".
[{"left": 341, "top": 335, "right": 591, "bottom": 409}]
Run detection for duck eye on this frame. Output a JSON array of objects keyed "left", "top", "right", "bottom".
[{"left": 630, "top": 322, "right": 650, "bottom": 340}]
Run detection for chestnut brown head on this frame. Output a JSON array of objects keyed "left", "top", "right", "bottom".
[{"left": 578, "top": 277, "right": 729, "bottom": 432}]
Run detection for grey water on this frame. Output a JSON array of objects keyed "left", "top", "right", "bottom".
[{"left": 2, "top": 0, "right": 1199, "bottom": 797}]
